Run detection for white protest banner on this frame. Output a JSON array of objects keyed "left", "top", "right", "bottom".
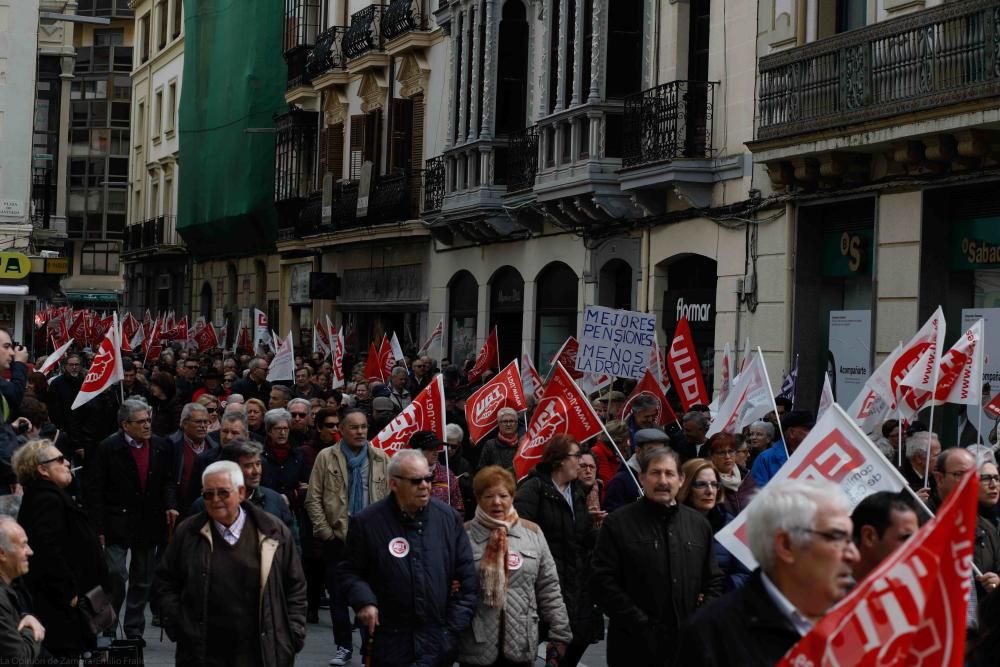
[
  {"left": 828, "top": 310, "right": 871, "bottom": 409},
  {"left": 962, "top": 308, "right": 1000, "bottom": 436},
  {"left": 707, "top": 350, "right": 773, "bottom": 437},
  {"left": 266, "top": 332, "right": 295, "bottom": 382},
  {"left": 817, "top": 372, "right": 835, "bottom": 420},
  {"left": 576, "top": 305, "right": 656, "bottom": 380},
  {"left": 716, "top": 403, "right": 910, "bottom": 571}
]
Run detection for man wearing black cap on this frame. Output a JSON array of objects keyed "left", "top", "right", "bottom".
[
  {"left": 604, "top": 428, "right": 669, "bottom": 512},
  {"left": 749, "top": 410, "right": 815, "bottom": 488},
  {"left": 409, "top": 431, "right": 464, "bottom": 513}
]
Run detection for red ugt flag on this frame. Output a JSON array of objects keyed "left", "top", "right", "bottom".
[
  {"left": 364, "top": 342, "right": 385, "bottom": 384},
  {"left": 371, "top": 375, "right": 446, "bottom": 456},
  {"left": 71, "top": 314, "right": 124, "bottom": 410},
  {"left": 514, "top": 362, "right": 603, "bottom": 479},
  {"left": 550, "top": 336, "right": 584, "bottom": 380},
  {"left": 778, "top": 469, "right": 979, "bottom": 667},
  {"left": 619, "top": 368, "right": 677, "bottom": 424},
  {"left": 191, "top": 323, "right": 219, "bottom": 353},
  {"left": 467, "top": 327, "right": 499, "bottom": 383},
  {"left": 667, "top": 317, "right": 709, "bottom": 411},
  {"left": 465, "top": 360, "right": 528, "bottom": 443}
]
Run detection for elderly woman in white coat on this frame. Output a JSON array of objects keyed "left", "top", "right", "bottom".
[{"left": 457, "top": 465, "right": 572, "bottom": 667}]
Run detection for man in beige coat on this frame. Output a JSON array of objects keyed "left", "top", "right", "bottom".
[{"left": 305, "top": 409, "right": 389, "bottom": 666}]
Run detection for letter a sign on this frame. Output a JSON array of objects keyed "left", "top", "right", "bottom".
[{"left": 667, "top": 317, "right": 709, "bottom": 411}]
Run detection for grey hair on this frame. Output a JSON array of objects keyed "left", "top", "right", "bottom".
[
  {"left": 387, "top": 449, "right": 429, "bottom": 478},
  {"left": 118, "top": 398, "right": 151, "bottom": 425},
  {"left": 202, "top": 460, "right": 245, "bottom": 489},
  {"left": 287, "top": 398, "right": 311, "bottom": 412},
  {"left": 745, "top": 478, "right": 848, "bottom": 574},
  {"left": 445, "top": 423, "right": 464, "bottom": 444},
  {"left": 264, "top": 408, "right": 291, "bottom": 431},
  {"left": 682, "top": 411, "right": 709, "bottom": 430},
  {"left": 391, "top": 366, "right": 408, "bottom": 379},
  {"left": 251, "top": 357, "right": 268, "bottom": 371},
  {"left": 497, "top": 407, "right": 518, "bottom": 422},
  {"left": 221, "top": 440, "right": 264, "bottom": 461},
  {"left": 906, "top": 431, "right": 939, "bottom": 460},
  {"left": 968, "top": 444, "right": 997, "bottom": 467},
  {"left": 750, "top": 420, "right": 775, "bottom": 438},
  {"left": 630, "top": 393, "right": 660, "bottom": 413},
  {"left": 0, "top": 496, "right": 21, "bottom": 520},
  {"left": 180, "top": 402, "right": 209, "bottom": 423},
  {"left": 223, "top": 402, "right": 246, "bottom": 415},
  {"left": 270, "top": 385, "right": 292, "bottom": 402},
  {"left": 638, "top": 446, "right": 680, "bottom": 473},
  {"left": 0, "top": 516, "right": 19, "bottom": 552},
  {"left": 226, "top": 393, "right": 245, "bottom": 404},
  {"left": 220, "top": 411, "right": 248, "bottom": 430}
]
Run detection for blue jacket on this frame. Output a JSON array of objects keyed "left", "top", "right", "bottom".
[
  {"left": 340, "top": 495, "right": 478, "bottom": 667},
  {"left": 749, "top": 441, "right": 788, "bottom": 487}
]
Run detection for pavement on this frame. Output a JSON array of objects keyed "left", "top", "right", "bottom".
[{"left": 132, "top": 608, "right": 608, "bottom": 665}]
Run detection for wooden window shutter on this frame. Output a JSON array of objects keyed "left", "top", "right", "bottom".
[
  {"left": 349, "top": 114, "right": 365, "bottom": 180},
  {"left": 362, "top": 108, "right": 382, "bottom": 176},
  {"left": 409, "top": 95, "right": 424, "bottom": 210},
  {"left": 389, "top": 98, "right": 413, "bottom": 174},
  {"left": 328, "top": 122, "right": 345, "bottom": 180}
]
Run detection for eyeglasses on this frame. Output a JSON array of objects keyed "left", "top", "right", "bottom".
[
  {"left": 189, "top": 419, "right": 210, "bottom": 426},
  {"left": 713, "top": 450, "right": 736, "bottom": 457},
  {"left": 735, "top": 448, "right": 749, "bottom": 455},
  {"left": 202, "top": 488, "right": 233, "bottom": 500},
  {"left": 981, "top": 474, "right": 1000, "bottom": 485},
  {"left": 798, "top": 528, "right": 854, "bottom": 549},
  {"left": 322, "top": 422, "right": 340, "bottom": 429},
  {"left": 205, "top": 407, "right": 218, "bottom": 414},
  {"left": 566, "top": 452, "right": 583, "bottom": 459},
  {"left": 185, "top": 365, "right": 199, "bottom": 371},
  {"left": 498, "top": 419, "right": 517, "bottom": 425},
  {"left": 271, "top": 426, "right": 290, "bottom": 432},
  {"left": 394, "top": 474, "right": 434, "bottom": 486},
  {"left": 290, "top": 412, "right": 308, "bottom": 419},
  {"left": 578, "top": 463, "right": 597, "bottom": 470},
  {"left": 39, "top": 454, "right": 67, "bottom": 466},
  {"left": 691, "top": 480, "right": 720, "bottom": 490}
]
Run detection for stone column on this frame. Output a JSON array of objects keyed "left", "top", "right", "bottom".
[
  {"left": 444, "top": 13, "right": 459, "bottom": 150},
  {"left": 588, "top": 0, "right": 606, "bottom": 103},
  {"left": 458, "top": 10, "right": 470, "bottom": 147},
  {"left": 479, "top": 0, "right": 497, "bottom": 139},
  {"left": 468, "top": 5, "right": 483, "bottom": 142},
  {"left": 556, "top": 0, "right": 569, "bottom": 112},
  {"left": 572, "top": 0, "right": 585, "bottom": 106}
]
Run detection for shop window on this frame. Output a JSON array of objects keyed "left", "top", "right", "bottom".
[
  {"left": 81, "top": 241, "right": 120, "bottom": 275},
  {"left": 495, "top": 0, "right": 528, "bottom": 136},
  {"left": 449, "top": 271, "right": 479, "bottom": 367},
  {"left": 489, "top": 266, "right": 524, "bottom": 369}
]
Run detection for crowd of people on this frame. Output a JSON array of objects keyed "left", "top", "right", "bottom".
[{"left": 0, "top": 328, "right": 998, "bottom": 665}]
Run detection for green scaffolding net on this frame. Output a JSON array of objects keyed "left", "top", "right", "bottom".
[{"left": 177, "top": 0, "right": 286, "bottom": 258}]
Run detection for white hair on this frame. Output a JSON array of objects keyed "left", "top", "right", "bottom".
[
  {"left": 497, "top": 407, "right": 518, "bottom": 422},
  {"left": 906, "top": 431, "right": 939, "bottom": 460},
  {"left": 749, "top": 421, "right": 775, "bottom": 438},
  {"left": 745, "top": 478, "right": 849, "bottom": 574},
  {"left": 445, "top": 423, "right": 464, "bottom": 444},
  {"left": 387, "top": 449, "right": 429, "bottom": 478},
  {"left": 968, "top": 444, "right": 997, "bottom": 467},
  {"left": 202, "top": 460, "right": 245, "bottom": 489}
]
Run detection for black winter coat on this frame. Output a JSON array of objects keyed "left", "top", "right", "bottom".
[
  {"left": 341, "top": 495, "right": 479, "bottom": 667},
  {"left": 590, "top": 498, "right": 723, "bottom": 666},
  {"left": 674, "top": 569, "right": 800, "bottom": 666},
  {"left": 83, "top": 432, "right": 177, "bottom": 547},
  {"left": 514, "top": 467, "right": 601, "bottom": 644},
  {"left": 18, "top": 479, "right": 106, "bottom": 657},
  {"left": 46, "top": 372, "right": 80, "bottom": 434},
  {"left": 261, "top": 445, "right": 311, "bottom": 511}
]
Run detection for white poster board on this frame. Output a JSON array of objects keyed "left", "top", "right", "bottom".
[
  {"left": 576, "top": 305, "right": 657, "bottom": 380},
  {"left": 961, "top": 308, "right": 1000, "bottom": 443},
  {"left": 828, "top": 310, "right": 872, "bottom": 409}
]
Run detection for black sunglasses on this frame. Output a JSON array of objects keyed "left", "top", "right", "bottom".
[
  {"left": 394, "top": 475, "right": 434, "bottom": 486},
  {"left": 322, "top": 422, "right": 340, "bottom": 429},
  {"left": 39, "top": 454, "right": 67, "bottom": 466},
  {"left": 202, "top": 488, "right": 233, "bottom": 500}
]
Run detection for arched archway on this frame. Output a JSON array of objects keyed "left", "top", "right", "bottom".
[
  {"left": 489, "top": 266, "right": 524, "bottom": 368},
  {"left": 535, "top": 262, "right": 578, "bottom": 370},
  {"left": 448, "top": 270, "right": 479, "bottom": 366},
  {"left": 200, "top": 282, "right": 213, "bottom": 321},
  {"left": 598, "top": 258, "right": 634, "bottom": 310},
  {"left": 661, "top": 254, "right": 718, "bottom": 396}
]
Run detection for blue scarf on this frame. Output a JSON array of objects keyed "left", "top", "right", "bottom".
[{"left": 341, "top": 442, "right": 368, "bottom": 516}]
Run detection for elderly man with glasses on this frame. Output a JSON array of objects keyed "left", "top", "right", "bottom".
[
  {"left": 232, "top": 357, "right": 272, "bottom": 405},
  {"left": 341, "top": 449, "right": 478, "bottom": 667},
  {"left": 169, "top": 402, "right": 213, "bottom": 512},
  {"left": 156, "top": 460, "right": 306, "bottom": 667},
  {"left": 85, "top": 398, "right": 178, "bottom": 644}
]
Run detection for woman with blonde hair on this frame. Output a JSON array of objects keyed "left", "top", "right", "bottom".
[{"left": 196, "top": 394, "right": 222, "bottom": 433}]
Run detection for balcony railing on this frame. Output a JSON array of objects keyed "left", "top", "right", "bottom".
[
  {"left": 368, "top": 172, "right": 420, "bottom": 223},
  {"left": 344, "top": 5, "right": 385, "bottom": 59},
  {"left": 757, "top": 0, "right": 1000, "bottom": 140},
  {"left": 30, "top": 168, "right": 54, "bottom": 230},
  {"left": 123, "top": 216, "right": 184, "bottom": 253},
  {"left": 285, "top": 47, "right": 310, "bottom": 89},
  {"left": 423, "top": 156, "right": 446, "bottom": 212},
  {"left": 506, "top": 126, "right": 539, "bottom": 193},
  {"left": 382, "top": 0, "right": 424, "bottom": 41},
  {"left": 622, "top": 80, "right": 717, "bottom": 169},
  {"left": 306, "top": 26, "right": 348, "bottom": 78},
  {"left": 331, "top": 180, "right": 360, "bottom": 226}
]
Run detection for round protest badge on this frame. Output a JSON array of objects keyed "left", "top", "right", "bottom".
[
  {"left": 507, "top": 552, "right": 523, "bottom": 571},
  {"left": 388, "top": 537, "right": 410, "bottom": 558}
]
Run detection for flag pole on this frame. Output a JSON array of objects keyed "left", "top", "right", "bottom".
[
  {"left": 758, "top": 347, "right": 789, "bottom": 459},
  {"left": 598, "top": 422, "right": 643, "bottom": 496},
  {"left": 922, "top": 356, "right": 943, "bottom": 488},
  {"left": 443, "top": 441, "right": 451, "bottom": 505}
]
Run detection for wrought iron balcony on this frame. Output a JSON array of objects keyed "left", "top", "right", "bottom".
[
  {"left": 757, "top": 0, "right": 1000, "bottom": 141},
  {"left": 124, "top": 216, "right": 184, "bottom": 254},
  {"left": 306, "top": 26, "right": 348, "bottom": 78},
  {"left": 331, "top": 180, "right": 360, "bottom": 226},
  {"left": 622, "top": 80, "right": 717, "bottom": 169},
  {"left": 423, "top": 156, "right": 446, "bottom": 212},
  {"left": 382, "top": 0, "right": 424, "bottom": 41},
  {"left": 344, "top": 5, "right": 386, "bottom": 59},
  {"left": 367, "top": 172, "right": 419, "bottom": 223},
  {"left": 285, "top": 46, "right": 310, "bottom": 89},
  {"left": 506, "top": 126, "right": 539, "bottom": 193}
]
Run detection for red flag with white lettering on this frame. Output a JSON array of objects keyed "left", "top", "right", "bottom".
[
  {"left": 71, "top": 314, "right": 124, "bottom": 410},
  {"left": 330, "top": 321, "right": 345, "bottom": 389},
  {"left": 371, "top": 375, "right": 446, "bottom": 456},
  {"left": 667, "top": 317, "right": 709, "bottom": 411},
  {"left": 778, "top": 468, "right": 978, "bottom": 667},
  {"left": 191, "top": 323, "right": 219, "bottom": 353},
  {"left": 549, "top": 336, "right": 584, "bottom": 380},
  {"left": 314, "top": 320, "right": 331, "bottom": 358},
  {"left": 716, "top": 403, "right": 911, "bottom": 571},
  {"left": 468, "top": 327, "right": 499, "bottom": 384},
  {"left": 521, "top": 352, "right": 543, "bottom": 402},
  {"left": 619, "top": 368, "right": 677, "bottom": 424},
  {"left": 465, "top": 360, "right": 528, "bottom": 443},
  {"left": 378, "top": 335, "right": 395, "bottom": 380},
  {"left": 364, "top": 342, "right": 384, "bottom": 384},
  {"left": 514, "top": 362, "right": 604, "bottom": 479}
]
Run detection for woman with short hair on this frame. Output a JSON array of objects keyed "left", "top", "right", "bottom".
[{"left": 477, "top": 407, "right": 521, "bottom": 474}]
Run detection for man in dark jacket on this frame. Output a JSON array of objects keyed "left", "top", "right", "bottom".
[
  {"left": 156, "top": 460, "right": 306, "bottom": 667},
  {"left": 340, "top": 449, "right": 478, "bottom": 667},
  {"left": 675, "top": 478, "right": 859, "bottom": 666},
  {"left": 84, "top": 398, "right": 178, "bottom": 641},
  {"left": 232, "top": 357, "right": 272, "bottom": 404},
  {"left": 591, "top": 447, "right": 723, "bottom": 666},
  {"left": 0, "top": 517, "right": 44, "bottom": 663},
  {"left": 45, "top": 353, "right": 81, "bottom": 434}
]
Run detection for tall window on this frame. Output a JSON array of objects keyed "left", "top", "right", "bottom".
[
  {"left": 157, "top": 0, "right": 167, "bottom": 49},
  {"left": 448, "top": 271, "right": 478, "bottom": 366},
  {"left": 495, "top": 0, "right": 528, "bottom": 135},
  {"left": 535, "top": 262, "right": 578, "bottom": 371},
  {"left": 606, "top": 0, "right": 642, "bottom": 99},
  {"left": 81, "top": 242, "right": 120, "bottom": 275},
  {"left": 154, "top": 89, "right": 163, "bottom": 137},
  {"left": 166, "top": 81, "right": 177, "bottom": 132},
  {"left": 283, "top": 0, "right": 321, "bottom": 52},
  {"left": 139, "top": 14, "right": 150, "bottom": 62},
  {"left": 172, "top": 0, "right": 183, "bottom": 39}
]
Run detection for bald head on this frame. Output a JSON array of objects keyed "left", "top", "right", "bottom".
[{"left": 933, "top": 447, "right": 976, "bottom": 501}]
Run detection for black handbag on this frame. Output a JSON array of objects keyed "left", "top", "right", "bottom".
[{"left": 78, "top": 585, "right": 116, "bottom": 636}]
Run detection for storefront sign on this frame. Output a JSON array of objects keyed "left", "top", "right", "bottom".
[
  {"left": 822, "top": 229, "right": 873, "bottom": 277},
  {"left": 289, "top": 263, "right": 311, "bottom": 305},
  {"left": 0, "top": 200, "right": 23, "bottom": 217},
  {"left": 576, "top": 305, "right": 657, "bottom": 379},
  {"left": 0, "top": 253, "right": 31, "bottom": 280},
  {"left": 828, "top": 310, "right": 871, "bottom": 408},
  {"left": 950, "top": 217, "right": 1000, "bottom": 270},
  {"left": 341, "top": 264, "right": 423, "bottom": 303},
  {"left": 45, "top": 258, "right": 68, "bottom": 274}
]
